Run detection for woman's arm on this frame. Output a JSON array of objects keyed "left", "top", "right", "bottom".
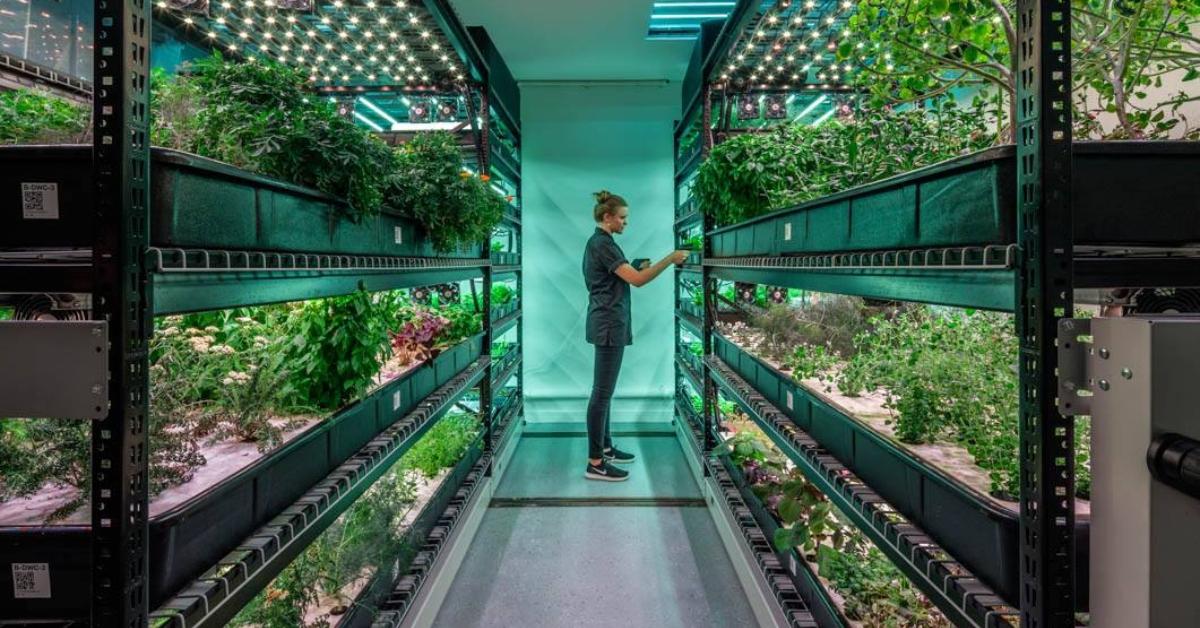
[{"left": 615, "top": 251, "right": 688, "bottom": 287}]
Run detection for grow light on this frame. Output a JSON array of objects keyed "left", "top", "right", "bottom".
[
  {"left": 811, "top": 106, "right": 836, "bottom": 125},
  {"left": 717, "top": 0, "right": 860, "bottom": 89},
  {"left": 154, "top": 0, "right": 464, "bottom": 88},
  {"left": 647, "top": 0, "right": 736, "bottom": 40},
  {"left": 791, "top": 93, "right": 826, "bottom": 121}
]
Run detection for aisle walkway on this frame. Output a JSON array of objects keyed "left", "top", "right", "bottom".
[{"left": 432, "top": 422, "right": 759, "bottom": 628}]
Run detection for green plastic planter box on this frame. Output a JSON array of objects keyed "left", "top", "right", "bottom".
[
  {"left": 712, "top": 335, "right": 1090, "bottom": 608},
  {"left": 706, "top": 142, "right": 1200, "bottom": 258},
  {"left": 0, "top": 145, "right": 470, "bottom": 258}
]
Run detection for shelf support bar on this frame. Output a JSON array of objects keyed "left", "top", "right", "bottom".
[
  {"left": 1015, "top": 0, "right": 1076, "bottom": 625},
  {"left": 91, "top": 0, "right": 153, "bottom": 624}
]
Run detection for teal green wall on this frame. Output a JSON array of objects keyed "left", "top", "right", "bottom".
[{"left": 520, "top": 84, "right": 679, "bottom": 424}]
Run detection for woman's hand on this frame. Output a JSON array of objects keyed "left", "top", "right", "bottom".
[{"left": 671, "top": 250, "right": 689, "bottom": 265}]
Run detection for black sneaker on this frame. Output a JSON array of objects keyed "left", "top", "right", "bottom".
[
  {"left": 603, "top": 446, "right": 636, "bottom": 464},
  {"left": 584, "top": 461, "right": 629, "bottom": 482}
]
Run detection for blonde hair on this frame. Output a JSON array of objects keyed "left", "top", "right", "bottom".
[{"left": 592, "top": 190, "right": 628, "bottom": 222}]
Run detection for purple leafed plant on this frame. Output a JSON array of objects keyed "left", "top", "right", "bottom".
[{"left": 391, "top": 306, "right": 450, "bottom": 364}]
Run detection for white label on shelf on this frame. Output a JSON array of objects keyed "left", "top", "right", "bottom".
[
  {"left": 394, "top": 226, "right": 404, "bottom": 245},
  {"left": 783, "top": 222, "right": 792, "bottom": 241},
  {"left": 393, "top": 390, "right": 402, "bottom": 411},
  {"left": 789, "top": 554, "right": 799, "bottom": 575},
  {"left": 786, "top": 390, "right": 794, "bottom": 410},
  {"left": 21, "top": 183, "right": 59, "bottom": 219},
  {"left": 12, "top": 563, "right": 51, "bottom": 599}
]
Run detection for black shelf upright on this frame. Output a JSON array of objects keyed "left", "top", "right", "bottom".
[
  {"left": 90, "top": 0, "right": 154, "bottom": 624},
  {"left": 1014, "top": 0, "right": 1075, "bottom": 625}
]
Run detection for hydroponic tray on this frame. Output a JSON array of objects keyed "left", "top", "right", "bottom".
[
  {"left": 334, "top": 437, "right": 484, "bottom": 628},
  {"left": 717, "top": 453, "right": 848, "bottom": 628},
  {"left": 0, "top": 334, "right": 483, "bottom": 622},
  {"left": 0, "top": 145, "right": 483, "bottom": 258},
  {"left": 705, "top": 355, "right": 1018, "bottom": 626},
  {"left": 705, "top": 456, "right": 820, "bottom": 628},
  {"left": 710, "top": 333, "right": 1090, "bottom": 609},
  {"left": 707, "top": 141, "right": 1200, "bottom": 258}
]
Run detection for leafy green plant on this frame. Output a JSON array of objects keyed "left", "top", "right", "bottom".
[
  {"left": 694, "top": 105, "right": 992, "bottom": 226},
  {"left": 152, "top": 55, "right": 396, "bottom": 222},
  {"left": 847, "top": 0, "right": 1200, "bottom": 140},
  {"left": 388, "top": 131, "right": 505, "bottom": 252},
  {"left": 401, "top": 412, "right": 480, "bottom": 479},
  {"left": 0, "top": 89, "right": 90, "bottom": 144},
  {"left": 435, "top": 302, "right": 483, "bottom": 348},
  {"left": 490, "top": 284, "right": 516, "bottom": 305},
  {"left": 286, "top": 289, "right": 398, "bottom": 411},
  {"left": 818, "top": 544, "right": 948, "bottom": 627}
]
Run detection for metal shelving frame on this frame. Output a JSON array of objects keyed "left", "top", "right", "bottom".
[
  {"left": 671, "top": 0, "right": 1110, "bottom": 626},
  {"left": 0, "top": 1, "right": 523, "bottom": 624}
]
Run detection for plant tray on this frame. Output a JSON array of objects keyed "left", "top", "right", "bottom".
[
  {"left": 490, "top": 251, "right": 520, "bottom": 266},
  {"left": 334, "top": 438, "right": 484, "bottom": 628},
  {"left": 718, "top": 453, "right": 848, "bottom": 628},
  {"left": 710, "top": 333, "right": 1091, "bottom": 608},
  {"left": 0, "top": 334, "right": 483, "bottom": 622},
  {"left": 0, "top": 145, "right": 483, "bottom": 258},
  {"left": 707, "top": 141, "right": 1200, "bottom": 257}
]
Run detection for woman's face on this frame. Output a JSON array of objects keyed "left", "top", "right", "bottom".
[{"left": 604, "top": 206, "right": 629, "bottom": 234}]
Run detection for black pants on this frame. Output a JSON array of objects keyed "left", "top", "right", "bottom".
[{"left": 586, "top": 344, "right": 624, "bottom": 460}]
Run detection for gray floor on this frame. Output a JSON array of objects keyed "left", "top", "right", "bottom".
[
  {"left": 432, "top": 430, "right": 759, "bottom": 628},
  {"left": 493, "top": 435, "right": 702, "bottom": 499}
]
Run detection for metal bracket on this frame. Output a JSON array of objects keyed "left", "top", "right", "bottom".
[
  {"left": 0, "top": 320, "right": 109, "bottom": 419},
  {"left": 1057, "top": 317, "right": 1093, "bottom": 416}
]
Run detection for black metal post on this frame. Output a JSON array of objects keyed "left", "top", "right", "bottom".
[
  {"left": 91, "top": 0, "right": 152, "bottom": 624},
  {"left": 1015, "top": 0, "right": 1075, "bottom": 626}
]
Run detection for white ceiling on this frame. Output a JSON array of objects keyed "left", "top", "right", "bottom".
[{"left": 449, "top": 0, "right": 695, "bottom": 82}]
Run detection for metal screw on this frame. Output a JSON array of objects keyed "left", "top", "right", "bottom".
[
  {"left": 1099, "top": 348, "right": 1110, "bottom": 359},
  {"left": 1098, "top": 379, "right": 1111, "bottom": 391},
  {"left": 1121, "top": 368, "right": 1133, "bottom": 380}
]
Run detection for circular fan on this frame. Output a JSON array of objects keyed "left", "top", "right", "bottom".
[
  {"left": 13, "top": 294, "right": 90, "bottom": 321},
  {"left": 1128, "top": 288, "right": 1200, "bottom": 314}
]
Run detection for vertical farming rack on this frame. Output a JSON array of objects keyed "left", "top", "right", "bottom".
[
  {"left": 673, "top": 1, "right": 1200, "bottom": 627},
  {"left": 0, "top": 1, "right": 523, "bottom": 625}
]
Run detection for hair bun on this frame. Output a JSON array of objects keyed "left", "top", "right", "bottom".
[{"left": 593, "top": 190, "right": 612, "bottom": 203}]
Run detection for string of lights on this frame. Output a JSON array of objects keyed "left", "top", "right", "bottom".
[{"left": 154, "top": 0, "right": 464, "bottom": 87}]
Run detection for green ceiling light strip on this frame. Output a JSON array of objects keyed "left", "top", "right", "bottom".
[{"left": 648, "top": 0, "right": 737, "bottom": 40}]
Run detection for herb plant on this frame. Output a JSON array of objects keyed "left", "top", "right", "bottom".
[
  {"left": 694, "top": 105, "right": 992, "bottom": 226},
  {"left": 0, "top": 89, "right": 90, "bottom": 144},
  {"left": 152, "top": 55, "right": 396, "bottom": 222},
  {"left": 286, "top": 289, "right": 398, "bottom": 411},
  {"left": 388, "top": 131, "right": 505, "bottom": 252}
]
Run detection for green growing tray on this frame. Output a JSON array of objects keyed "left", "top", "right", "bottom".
[
  {"left": 710, "top": 333, "right": 1091, "bottom": 609},
  {"left": 0, "top": 145, "right": 483, "bottom": 258},
  {"left": 708, "top": 141, "right": 1200, "bottom": 257}
]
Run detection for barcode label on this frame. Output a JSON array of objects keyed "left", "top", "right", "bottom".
[
  {"left": 21, "top": 183, "right": 59, "bottom": 219},
  {"left": 393, "top": 390, "right": 402, "bottom": 411},
  {"left": 394, "top": 226, "right": 403, "bottom": 244},
  {"left": 783, "top": 222, "right": 792, "bottom": 241},
  {"left": 786, "top": 390, "right": 794, "bottom": 410},
  {"left": 12, "top": 563, "right": 51, "bottom": 599}
]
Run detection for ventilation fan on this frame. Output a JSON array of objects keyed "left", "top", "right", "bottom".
[
  {"left": 737, "top": 95, "right": 759, "bottom": 120},
  {"left": 768, "top": 286, "right": 787, "bottom": 304},
  {"left": 735, "top": 282, "right": 757, "bottom": 304},
  {"left": 12, "top": 294, "right": 91, "bottom": 321},
  {"left": 1128, "top": 288, "right": 1200, "bottom": 314},
  {"left": 764, "top": 95, "right": 787, "bottom": 119},
  {"left": 437, "top": 283, "right": 461, "bottom": 304},
  {"left": 408, "top": 99, "right": 431, "bottom": 123},
  {"left": 411, "top": 286, "right": 433, "bottom": 305},
  {"left": 335, "top": 100, "right": 355, "bottom": 120},
  {"left": 436, "top": 98, "right": 458, "bottom": 122}
]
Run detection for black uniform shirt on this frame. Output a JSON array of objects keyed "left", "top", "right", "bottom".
[{"left": 582, "top": 227, "right": 632, "bottom": 346}]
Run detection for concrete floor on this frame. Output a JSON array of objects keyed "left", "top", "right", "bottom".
[{"left": 431, "top": 430, "right": 759, "bottom": 628}]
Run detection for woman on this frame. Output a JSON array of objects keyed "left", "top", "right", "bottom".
[{"left": 582, "top": 190, "right": 688, "bottom": 482}]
